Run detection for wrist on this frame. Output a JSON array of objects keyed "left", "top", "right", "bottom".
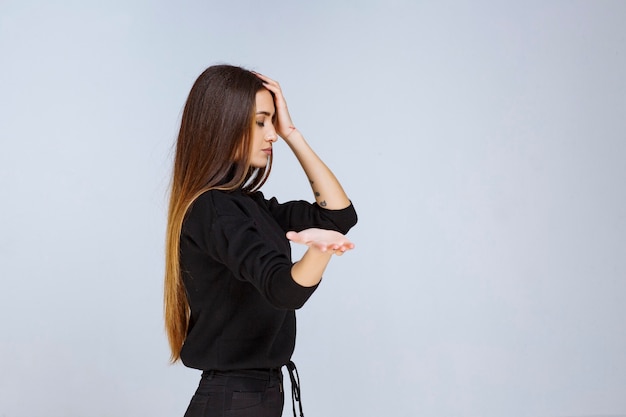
[
  {"left": 285, "top": 125, "right": 297, "bottom": 139},
  {"left": 291, "top": 248, "right": 332, "bottom": 287},
  {"left": 283, "top": 127, "right": 305, "bottom": 146}
]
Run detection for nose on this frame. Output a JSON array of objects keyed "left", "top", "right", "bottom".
[{"left": 265, "top": 130, "right": 278, "bottom": 143}]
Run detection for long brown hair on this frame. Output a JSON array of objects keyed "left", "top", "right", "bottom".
[{"left": 164, "top": 65, "right": 270, "bottom": 362}]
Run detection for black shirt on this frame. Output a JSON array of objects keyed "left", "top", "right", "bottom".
[{"left": 179, "top": 188, "right": 357, "bottom": 370}]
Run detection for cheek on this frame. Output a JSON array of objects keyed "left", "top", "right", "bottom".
[{"left": 252, "top": 132, "right": 264, "bottom": 148}]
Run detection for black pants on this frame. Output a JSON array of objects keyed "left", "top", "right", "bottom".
[{"left": 183, "top": 368, "right": 284, "bottom": 417}]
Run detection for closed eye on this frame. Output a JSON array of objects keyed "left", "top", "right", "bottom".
[{"left": 256, "top": 110, "right": 274, "bottom": 127}]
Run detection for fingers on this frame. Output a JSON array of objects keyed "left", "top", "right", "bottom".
[
  {"left": 253, "top": 71, "right": 282, "bottom": 95},
  {"left": 253, "top": 72, "right": 287, "bottom": 109},
  {"left": 329, "top": 241, "right": 355, "bottom": 255},
  {"left": 253, "top": 71, "right": 278, "bottom": 86}
]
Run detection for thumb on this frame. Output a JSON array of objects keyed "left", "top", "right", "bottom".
[
  {"left": 286, "top": 231, "right": 300, "bottom": 242},
  {"left": 286, "top": 230, "right": 315, "bottom": 246}
]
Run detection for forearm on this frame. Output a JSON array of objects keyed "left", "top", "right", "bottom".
[
  {"left": 285, "top": 130, "right": 351, "bottom": 210},
  {"left": 290, "top": 246, "right": 333, "bottom": 287},
  {"left": 254, "top": 72, "right": 351, "bottom": 210}
]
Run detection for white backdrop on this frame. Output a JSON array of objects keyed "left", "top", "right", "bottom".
[{"left": 1, "top": 1, "right": 625, "bottom": 416}]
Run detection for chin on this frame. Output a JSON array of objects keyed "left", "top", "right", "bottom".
[{"left": 250, "top": 158, "right": 269, "bottom": 169}]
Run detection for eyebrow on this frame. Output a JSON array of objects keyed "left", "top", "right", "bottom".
[{"left": 256, "top": 110, "right": 277, "bottom": 122}]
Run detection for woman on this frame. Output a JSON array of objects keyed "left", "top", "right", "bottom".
[{"left": 164, "top": 65, "right": 357, "bottom": 417}]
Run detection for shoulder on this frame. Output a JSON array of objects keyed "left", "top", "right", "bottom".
[{"left": 190, "top": 189, "right": 268, "bottom": 218}]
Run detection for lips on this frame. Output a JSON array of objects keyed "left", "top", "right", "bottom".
[{"left": 262, "top": 148, "right": 272, "bottom": 155}]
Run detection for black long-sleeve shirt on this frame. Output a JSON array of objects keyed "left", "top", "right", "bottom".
[{"left": 179, "top": 188, "right": 357, "bottom": 371}]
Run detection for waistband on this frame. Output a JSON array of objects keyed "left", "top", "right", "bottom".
[
  {"left": 201, "top": 360, "right": 304, "bottom": 417},
  {"left": 201, "top": 367, "right": 282, "bottom": 379}
]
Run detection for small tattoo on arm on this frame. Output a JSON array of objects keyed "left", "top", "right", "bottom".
[{"left": 310, "top": 180, "right": 324, "bottom": 205}]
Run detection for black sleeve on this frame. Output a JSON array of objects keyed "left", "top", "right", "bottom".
[
  {"left": 252, "top": 192, "right": 358, "bottom": 234},
  {"left": 185, "top": 191, "right": 318, "bottom": 310}
]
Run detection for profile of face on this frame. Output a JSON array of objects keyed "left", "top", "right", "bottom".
[{"left": 249, "top": 89, "right": 278, "bottom": 168}]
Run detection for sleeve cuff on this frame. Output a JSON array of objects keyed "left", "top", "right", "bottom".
[
  {"left": 319, "top": 202, "right": 358, "bottom": 234},
  {"left": 268, "top": 265, "right": 319, "bottom": 310}
]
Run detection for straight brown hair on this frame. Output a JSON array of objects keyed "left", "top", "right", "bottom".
[{"left": 164, "top": 65, "right": 271, "bottom": 362}]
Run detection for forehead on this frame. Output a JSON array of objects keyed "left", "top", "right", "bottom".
[{"left": 255, "top": 89, "right": 275, "bottom": 113}]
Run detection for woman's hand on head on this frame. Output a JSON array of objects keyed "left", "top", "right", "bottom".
[
  {"left": 253, "top": 72, "right": 296, "bottom": 140},
  {"left": 286, "top": 228, "right": 355, "bottom": 256}
]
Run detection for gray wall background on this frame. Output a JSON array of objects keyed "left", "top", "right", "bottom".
[{"left": 1, "top": 1, "right": 625, "bottom": 416}]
